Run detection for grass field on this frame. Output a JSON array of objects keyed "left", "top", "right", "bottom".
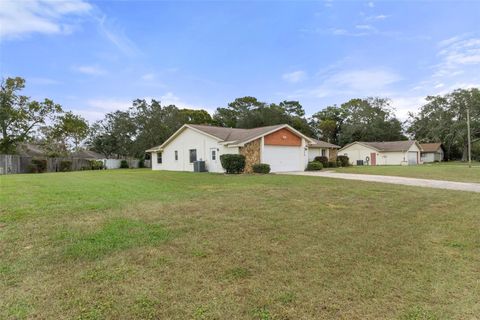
[
  {"left": 333, "top": 163, "right": 480, "bottom": 183},
  {"left": 1, "top": 170, "right": 479, "bottom": 319}
]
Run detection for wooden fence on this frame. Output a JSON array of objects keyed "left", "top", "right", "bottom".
[{"left": 0, "top": 155, "right": 142, "bottom": 175}]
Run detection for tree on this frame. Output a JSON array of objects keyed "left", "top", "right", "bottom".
[
  {"left": 54, "top": 112, "right": 89, "bottom": 150},
  {"left": 338, "top": 97, "right": 405, "bottom": 145},
  {"left": 0, "top": 77, "right": 62, "bottom": 153},
  {"left": 212, "top": 97, "right": 313, "bottom": 136},
  {"left": 407, "top": 88, "right": 480, "bottom": 160},
  {"left": 310, "top": 105, "right": 344, "bottom": 143}
]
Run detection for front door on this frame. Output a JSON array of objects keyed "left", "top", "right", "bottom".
[
  {"left": 370, "top": 152, "right": 376, "bottom": 166},
  {"left": 209, "top": 148, "right": 219, "bottom": 172}
]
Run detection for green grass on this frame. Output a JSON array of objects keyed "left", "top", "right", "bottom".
[
  {"left": 1, "top": 169, "right": 479, "bottom": 319},
  {"left": 332, "top": 163, "right": 480, "bottom": 183}
]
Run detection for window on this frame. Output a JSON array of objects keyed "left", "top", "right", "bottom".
[
  {"left": 321, "top": 149, "right": 326, "bottom": 156},
  {"left": 189, "top": 149, "right": 197, "bottom": 163},
  {"left": 157, "top": 152, "right": 162, "bottom": 164},
  {"left": 174, "top": 150, "right": 178, "bottom": 161},
  {"left": 211, "top": 149, "right": 216, "bottom": 161}
]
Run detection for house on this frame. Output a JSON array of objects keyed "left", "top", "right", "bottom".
[
  {"left": 338, "top": 141, "right": 423, "bottom": 166},
  {"left": 420, "top": 143, "right": 444, "bottom": 162},
  {"left": 146, "top": 124, "right": 339, "bottom": 173}
]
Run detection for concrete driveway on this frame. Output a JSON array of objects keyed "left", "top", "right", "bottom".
[{"left": 279, "top": 171, "right": 480, "bottom": 193}]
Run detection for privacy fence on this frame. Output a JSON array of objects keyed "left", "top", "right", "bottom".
[{"left": 0, "top": 155, "right": 143, "bottom": 175}]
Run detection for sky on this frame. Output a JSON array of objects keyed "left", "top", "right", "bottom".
[{"left": 1, "top": 0, "right": 480, "bottom": 122}]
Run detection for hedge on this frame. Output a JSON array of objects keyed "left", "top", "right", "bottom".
[
  {"left": 337, "top": 155, "right": 350, "bottom": 167},
  {"left": 306, "top": 161, "right": 323, "bottom": 171},
  {"left": 220, "top": 154, "right": 246, "bottom": 174},
  {"left": 252, "top": 163, "right": 271, "bottom": 174},
  {"left": 59, "top": 160, "right": 72, "bottom": 172},
  {"left": 313, "top": 156, "right": 329, "bottom": 167},
  {"left": 120, "top": 160, "right": 129, "bottom": 169}
]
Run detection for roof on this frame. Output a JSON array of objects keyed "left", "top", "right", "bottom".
[
  {"left": 146, "top": 124, "right": 315, "bottom": 152},
  {"left": 420, "top": 143, "right": 443, "bottom": 153},
  {"left": 309, "top": 138, "right": 340, "bottom": 149},
  {"left": 71, "top": 149, "right": 104, "bottom": 159},
  {"left": 16, "top": 143, "right": 46, "bottom": 157},
  {"left": 340, "top": 140, "right": 421, "bottom": 152}
]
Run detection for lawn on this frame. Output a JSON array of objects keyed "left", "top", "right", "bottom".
[
  {"left": 1, "top": 170, "right": 479, "bottom": 319},
  {"left": 332, "top": 162, "right": 480, "bottom": 183}
]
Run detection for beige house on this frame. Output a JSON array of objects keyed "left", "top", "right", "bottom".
[
  {"left": 338, "top": 141, "right": 423, "bottom": 166},
  {"left": 308, "top": 139, "right": 340, "bottom": 161},
  {"left": 420, "top": 143, "right": 444, "bottom": 162},
  {"left": 146, "top": 124, "right": 339, "bottom": 173}
]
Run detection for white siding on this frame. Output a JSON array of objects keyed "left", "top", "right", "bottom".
[
  {"left": 308, "top": 148, "right": 329, "bottom": 161},
  {"left": 151, "top": 128, "right": 238, "bottom": 173},
  {"left": 339, "top": 142, "right": 421, "bottom": 166}
]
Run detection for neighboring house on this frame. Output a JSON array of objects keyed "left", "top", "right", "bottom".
[
  {"left": 420, "top": 143, "right": 444, "bottom": 163},
  {"left": 146, "top": 124, "right": 338, "bottom": 173},
  {"left": 308, "top": 139, "right": 341, "bottom": 161},
  {"left": 338, "top": 141, "right": 423, "bottom": 166}
]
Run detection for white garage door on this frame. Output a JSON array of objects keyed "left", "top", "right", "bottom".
[
  {"left": 263, "top": 145, "right": 303, "bottom": 172},
  {"left": 408, "top": 151, "right": 418, "bottom": 165}
]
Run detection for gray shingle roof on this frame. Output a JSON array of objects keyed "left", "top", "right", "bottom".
[
  {"left": 188, "top": 124, "right": 286, "bottom": 145},
  {"left": 358, "top": 141, "right": 417, "bottom": 152},
  {"left": 420, "top": 143, "right": 442, "bottom": 153},
  {"left": 309, "top": 138, "right": 340, "bottom": 149}
]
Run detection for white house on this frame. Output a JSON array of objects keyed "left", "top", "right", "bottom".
[
  {"left": 338, "top": 141, "right": 423, "bottom": 166},
  {"left": 146, "top": 124, "right": 339, "bottom": 173},
  {"left": 420, "top": 143, "right": 444, "bottom": 162}
]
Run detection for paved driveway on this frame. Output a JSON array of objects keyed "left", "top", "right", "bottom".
[{"left": 279, "top": 171, "right": 480, "bottom": 193}]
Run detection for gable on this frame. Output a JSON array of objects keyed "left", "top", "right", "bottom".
[{"left": 264, "top": 128, "right": 302, "bottom": 146}]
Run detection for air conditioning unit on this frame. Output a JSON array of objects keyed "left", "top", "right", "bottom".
[
  {"left": 356, "top": 160, "right": 364, "bottom": 166},
  {"left": 193, "top": 160, "right": 206, "bottom": 172}
]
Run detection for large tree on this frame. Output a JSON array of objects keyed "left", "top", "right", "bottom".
[
  {"left": 213, "top": 97, "right": 313, "bottom": 136},
  {"left": 407, "top": 88, "right": 480, "bottom": 160},
  {"left": 0, "top": 77, "right": 62, "bottom": 154}
]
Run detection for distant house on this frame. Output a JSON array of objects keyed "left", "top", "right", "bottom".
[
  {"left": 146, "top": 124, "right": 339, "bottom": 173},
  {"left": 420, "top": 143, "right": 444, "bottom": 163},
  {"left": 338, "top": 141, "right": 423, "bottom": 166},
  {"left": 70, "top": 149, "right": 104, "bottom": 160}
]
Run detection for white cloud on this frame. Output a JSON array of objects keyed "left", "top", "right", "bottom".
[
  {"left": 282, "top": 70, "right": 307, "bottom": 83},
  {"left": 86, "top": 98, "right": 132, "bottom": 112},
  {"left": 355, "top": 24, "right": 374, "bottom": 30},
  {"left": 73, "top": 65, "right": 107, "bottom": 76},
  {"left": 95, "top": 14, "right": 139, "bottom": 56},
  {"left": 141, "top": 73, "right": 156, "bottom": 81},
  {"left": 366, "top": 14, "right": 389, "bottom": 21},
  {"left": 367, "top": 2, "right": 375, "bottom": 8},
  {"left": 0, "top": 0, "right": 91, "bottom": 39},
  {"left": 328, "top": 69, "right": 401, "bottom": 92}
]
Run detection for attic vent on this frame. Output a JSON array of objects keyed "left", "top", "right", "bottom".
[{"left": 282, "top": 135, "right": 287, "bottom": 140}]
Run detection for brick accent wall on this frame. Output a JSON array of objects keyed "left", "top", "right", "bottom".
[{"left": 239, "top": 138, "right": 261, "bottom": 173}]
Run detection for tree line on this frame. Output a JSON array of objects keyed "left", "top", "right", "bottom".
[{"left": 1, "top": 76, "right": 479, "bottom": 160}]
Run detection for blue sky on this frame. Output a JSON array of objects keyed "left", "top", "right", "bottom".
[{"left": 1, "top": 0, "right": 479, "bottom": 122}]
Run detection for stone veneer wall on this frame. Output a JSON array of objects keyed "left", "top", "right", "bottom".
[
  {"left": 239, "top": 139, "right": 261, "bottom": 173},
  {"left": 329, "top": 148, "right": 338, "bottom": 161}
]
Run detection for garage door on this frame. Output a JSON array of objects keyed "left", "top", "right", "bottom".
[
  {"left": 407, "top": 151, "right": 418, "bottom": 165},
  {"left": 263, "top": 145, "right": 303, "bottom": 172}
]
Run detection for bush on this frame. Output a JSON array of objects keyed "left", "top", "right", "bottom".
[
  {"left": 27, "top": 164, "right": 38, "bottom": 173},
  {"left": 220, "top": 154, "right": 246, "bottom": 174},
  {"left": 336, "top": 155, "right": 350, "bottom": 167},
  {"left": 138, "top": 158, "right": 145, "bottom": 168},
  {"left": 328, "top": 161, "right": 337, "bottom": 168},
  {"left": 59, "top": 160, "right": 72, "bottom": 172},
  {"left": 306, "top": 161, "right": 323, "bottom": 171},
  {"left": 89, "top": 160, "right": 104, "bottom": 170},
  {"left": 31, "top": 159, "right": 47, "bottom": 173},
  {"left": 313, "top": 156, "right": 329, "bottom": 167},
  {"left": 252, "top": 163, "right": 271, "bottom": 174},
  {"left": 120, "top": 160, "right": 129, "bottom": 169}
]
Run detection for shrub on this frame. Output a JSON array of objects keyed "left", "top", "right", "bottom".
[
  {"left": 89, "top": 160, "right": 104, "bottom": 170},
  {"left": 328, "top": 161, "right": 337, "bottom": 168},
  {"left": 59, "top": 160, "right": 72, "bottom": 172},
  {"left": 31, "top": 159, "right": 47, "bottom": 173},
  {"left": 27, "top": 164, "right": 38, "bottom": 173},
  {"left": 138, "top": 158, "right": 145, "bottom": 168},
  {"left": 306, "top": 161, "right": 323, "bottom": 171},
  {"left": 220, "top": 154, "right": 246, "bottom": 174},
  {"left": 252, "top": 163, "right": 271, "bottom": 174},
  {"left": 313, "top": 156, "right": 329, "bottom": 167},
  {"left": 337, "top": 155, "right": 350, "bottom": 167},
  {"left": 120, "top": 160, "right": 129, "bottom": 169}
]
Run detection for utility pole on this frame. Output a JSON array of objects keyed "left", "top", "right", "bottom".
[{"left": 467, "top": 107, "right": 472, "bottom": 168}]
